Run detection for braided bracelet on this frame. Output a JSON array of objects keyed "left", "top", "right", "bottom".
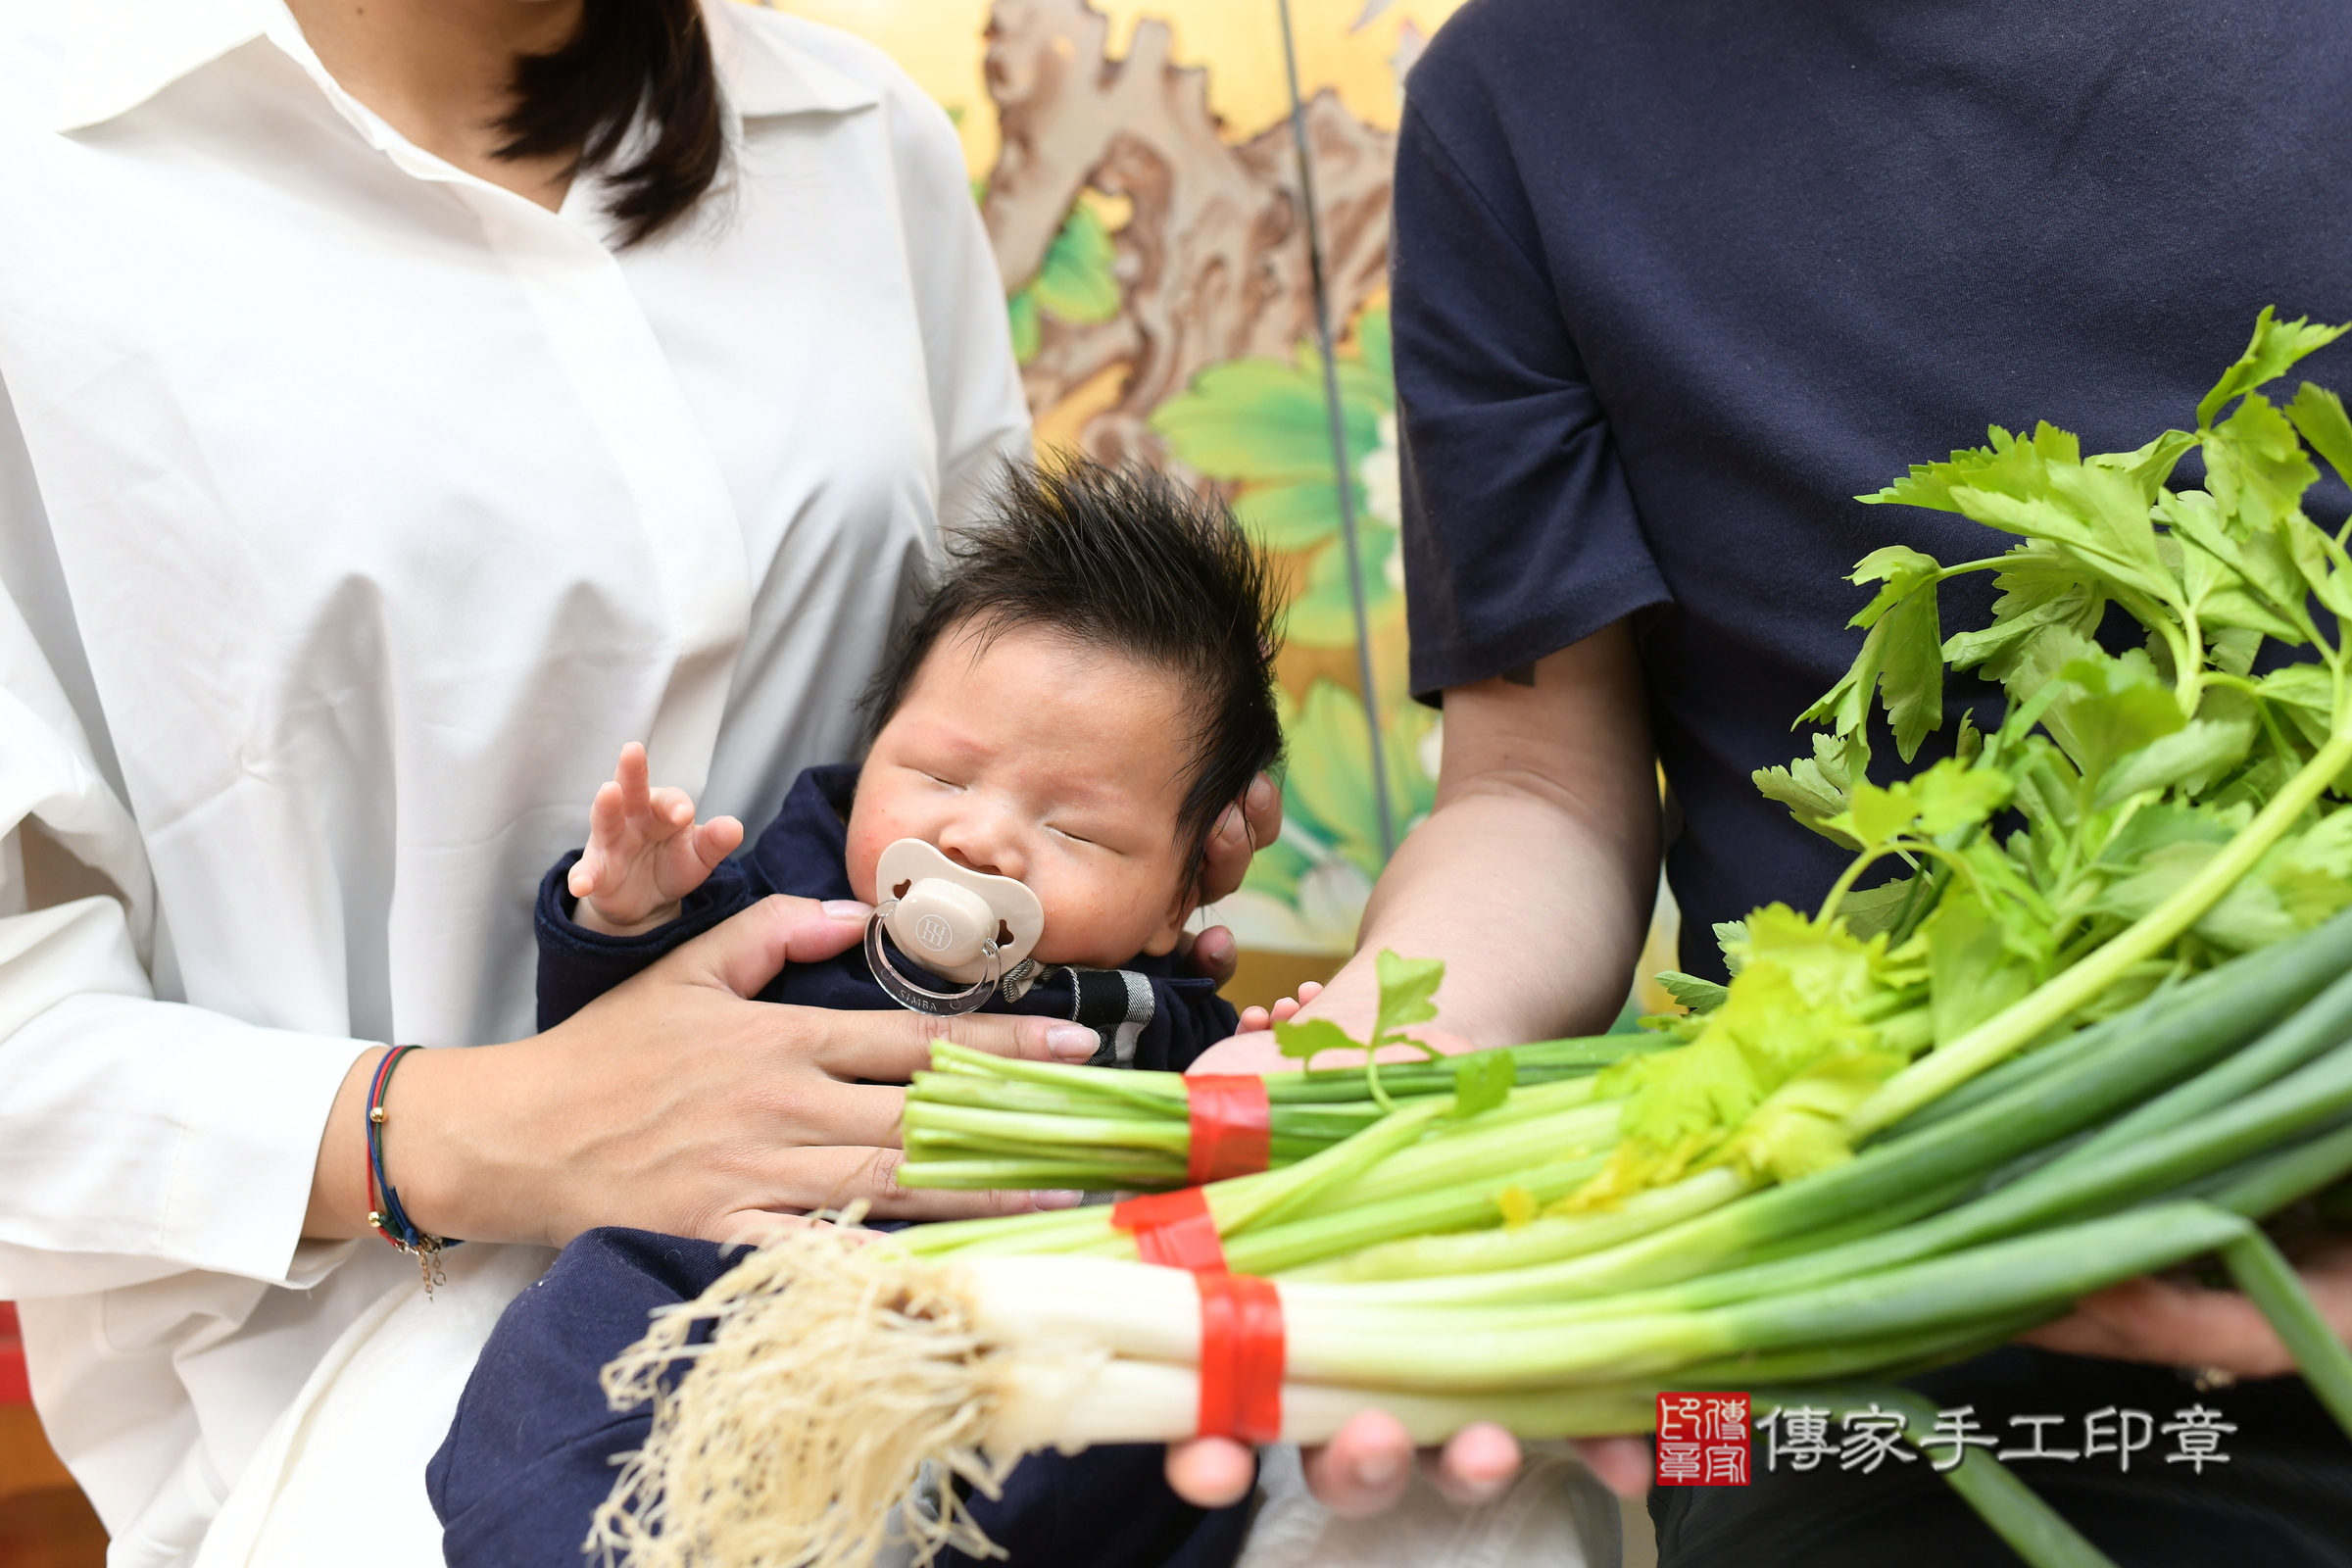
[{"left": 364, "top": 1045, "right": 461, "bottom": 1295}]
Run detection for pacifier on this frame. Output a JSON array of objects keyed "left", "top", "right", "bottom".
[{"left": 864, "top": 838, "right": 1046, "bottom": 1016}]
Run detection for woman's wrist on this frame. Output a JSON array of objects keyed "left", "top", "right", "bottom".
[
  {"left": 301, "top": 1038, "right": 537, "bottom": 1247},
  {"left": 374, "top": 1039, "right": 540, "bottom": 1247},
  {"left": 304, "top": 1044, "right": 390, "bottom": 1240}
]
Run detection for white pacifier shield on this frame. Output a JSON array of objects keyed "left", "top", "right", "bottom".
[{"left": 876, "top": 838, "right": 1045, "bottom": 984}]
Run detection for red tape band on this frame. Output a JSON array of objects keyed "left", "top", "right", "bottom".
[
  {"left": 1195, "top": 1272, "right": 1284, "bottom": 1444},
  {"left": 1186, "top": 1075, "right": 1271, "bottom": 1186},
  {"left": 1111, "top": 1187, "right": 1228, "bottom": 1274}
]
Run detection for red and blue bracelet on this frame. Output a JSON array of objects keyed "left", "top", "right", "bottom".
[{"left": 364, "top": 1044, "right": 461, "bottom": 1293}]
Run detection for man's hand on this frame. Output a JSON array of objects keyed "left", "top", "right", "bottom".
[
  {"left": 1165, "top": 1419, "right": 1655, "bottom": 1512},
  {"left": 568, "top": 741, "right": 746, "bottom": 934},
  {"left": 2024, "top": 1237, "right": 2352, "bottom": 1376}
]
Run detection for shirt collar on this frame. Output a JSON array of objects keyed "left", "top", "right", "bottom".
[{"left": 50, "top": 0, "right": 877, "bottom": 134}]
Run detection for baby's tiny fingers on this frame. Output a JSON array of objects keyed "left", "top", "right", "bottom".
[
  {"left": 647, "top": 786, "right": 697, "bottom": 828},
  {"left": 1238, "top": 1005, "right": 1272, "bottom": 1033},
  {"left": 1296, "top": 980, "right": 1325, "bottom": 1004},
  {"left": 695, "top": 816, "right": 746, "bottom": 867},
  {"left": 1270, "top": 996, "right": 1301, "bottom": 1021}
]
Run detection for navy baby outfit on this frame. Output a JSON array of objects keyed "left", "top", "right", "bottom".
[{"left": 427, "top": 764, "right": 1250, "bottom": 1567}]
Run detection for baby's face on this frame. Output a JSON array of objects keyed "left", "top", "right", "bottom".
[{"left": 845, "top": 622, "right": 1201, "bottom": 968}]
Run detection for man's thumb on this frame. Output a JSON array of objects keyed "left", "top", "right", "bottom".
[{"left": 690, "top": 896, "right": 872, "bottom": 999}]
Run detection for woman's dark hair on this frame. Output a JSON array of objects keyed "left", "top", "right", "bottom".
[
  {"left": 864, "top": 459, "right": 1287, "bottom": 883},
  {"left": 497, "top": 0, "right": 724, "bottom": 247}
]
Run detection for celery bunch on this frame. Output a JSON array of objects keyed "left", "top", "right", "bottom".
[{"left": 1607, "top": 308, "right": 2352, "bottom": 1199}]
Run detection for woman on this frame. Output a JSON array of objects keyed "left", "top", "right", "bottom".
[{"left": 0, "top": 1, "right": 1284, "bottom": 1561}]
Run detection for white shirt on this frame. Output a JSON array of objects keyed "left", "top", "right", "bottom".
[{"left": 0, "top": 0, "right": 1028, "bottom": 1560}]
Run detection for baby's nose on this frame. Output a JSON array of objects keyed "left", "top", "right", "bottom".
[
  {"left": 937, "top": 815, "right": 1026, "bottom": 882},
  {"left": 941, "top": 844, "right": 1004, "bottom": 877}
]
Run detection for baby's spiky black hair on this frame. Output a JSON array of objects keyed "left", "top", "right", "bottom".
[{"left": 863, "top": 457, "right": 1285, "bottom": 883}]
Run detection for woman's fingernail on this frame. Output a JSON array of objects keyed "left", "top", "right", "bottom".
[
  {"left": 1047, "top": 1025, "right": 1099, "bottom": 1060},
  {"left": 1248, "top": 775, "right": 1275, "bottom": 812},
  {"left": 1030, "top": 1189, "right": 1083, "bottom": 1210},
  {"left": 822, "top": 900, "right": 873, "bottom": 921},
  {"left": 1214, "top": 805, "right": 1242, "bottom": 842},
  {"left": 1353, "top": 1449, "right": 1407, "bottom": 1490}
]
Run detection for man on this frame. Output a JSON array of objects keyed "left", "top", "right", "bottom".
[{"left": 1190, "top": 0, "right": 2352, "bottom": 1558}]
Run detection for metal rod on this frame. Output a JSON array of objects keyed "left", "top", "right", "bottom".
[{"left": 1275, "top": 0, "right": 1396, "bottom": 859}]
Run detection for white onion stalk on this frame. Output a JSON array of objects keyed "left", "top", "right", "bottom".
[{"left": 589, "top": 1199, "right": 2250, "bottom": 1568}]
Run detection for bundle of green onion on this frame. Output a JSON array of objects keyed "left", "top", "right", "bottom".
[
  {"left": 592, "top": 314, "right": 2352, "bottom": 1568},
  {"left": 898, "top": 1032, "right": 1662, "bottom": 1192}
]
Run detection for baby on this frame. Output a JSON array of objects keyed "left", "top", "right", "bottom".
[
  {"left": 430, "top": 463, "right": 1284, "bottom": 1568},
  {"left": 532, "top": 458, "right": 1285, "bottom": 1069}
]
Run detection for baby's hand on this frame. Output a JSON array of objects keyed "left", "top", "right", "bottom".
[
  {"left": 1236, "top": 980, "right": 1324, "bottom": 1035},
  {"left": 569, "top": 743, "right": 745, "bottom": 936}
]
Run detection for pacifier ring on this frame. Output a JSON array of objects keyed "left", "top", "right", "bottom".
[{"left": 864, "top": 906, "right": 1001, "bottom": 1016}]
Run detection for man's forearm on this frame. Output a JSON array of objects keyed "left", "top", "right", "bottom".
[
  {"left": 1345, "top": 775, "right": 1655, "bottom": 1049},
  {"left": 1298, "top": 623, "right": 1662, "bottom": 1052}
]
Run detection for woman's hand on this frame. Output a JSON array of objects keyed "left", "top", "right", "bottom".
[
  {"left": 568, "top": 741, "right": 746, "bottom": 935},
  {"left": 2022, "top": 1238, "right": 2352, "bottom": 1376},
  {"left": 305, "top": 895, "right": 1100, "bottom": 1247},
  {"left": 1199, "top": 774, "right": 1282, "bottom": 907},
  {"left": 1170, "top": 771, "right": 1280, "bottom": 992}
]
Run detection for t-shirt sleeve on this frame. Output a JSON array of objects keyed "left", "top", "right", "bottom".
[{"left": 1392, "top": 84, "right": 1670, "bottom": 700}]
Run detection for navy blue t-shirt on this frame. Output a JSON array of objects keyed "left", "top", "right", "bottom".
[{"left": 1395, "top": 0, "right": 2352, "bottom": 983}]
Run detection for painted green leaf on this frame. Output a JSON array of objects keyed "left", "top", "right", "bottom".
[
  {"left": 1234, "top": 479, "right": 1349, "bottom": 550},
  {"left": 1282, "top": 679, "right": 1392, "bottom": 870},
  {"left": 1291, "top": 341, "right": 1392, "bottom": 440},
  {"left": 1029, "top": 203, "right": 1121, "bottom": 324},
  {"left": 1151, "top": 360, "right": 1335, "bottom": 481},
  {"left": 1353, "top": 306, "right": 1392, "bottom": 388},
  {"left": 1282, "top": 525, "right": 1400, "bottom": 649},
  {"left": 1006, "top": 289, "right": 1040, "bottom": 364},
  {"left": 1240, "top": 831, "right": 1314, "bottom": 904}
]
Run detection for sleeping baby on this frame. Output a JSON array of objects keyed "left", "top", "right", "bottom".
[
  {"left": 428, "top": 461, "right": 1287, "bottom": 1568},
  {"left": 534, "top": 457, "right": 1285, "bottom": 1075}
]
